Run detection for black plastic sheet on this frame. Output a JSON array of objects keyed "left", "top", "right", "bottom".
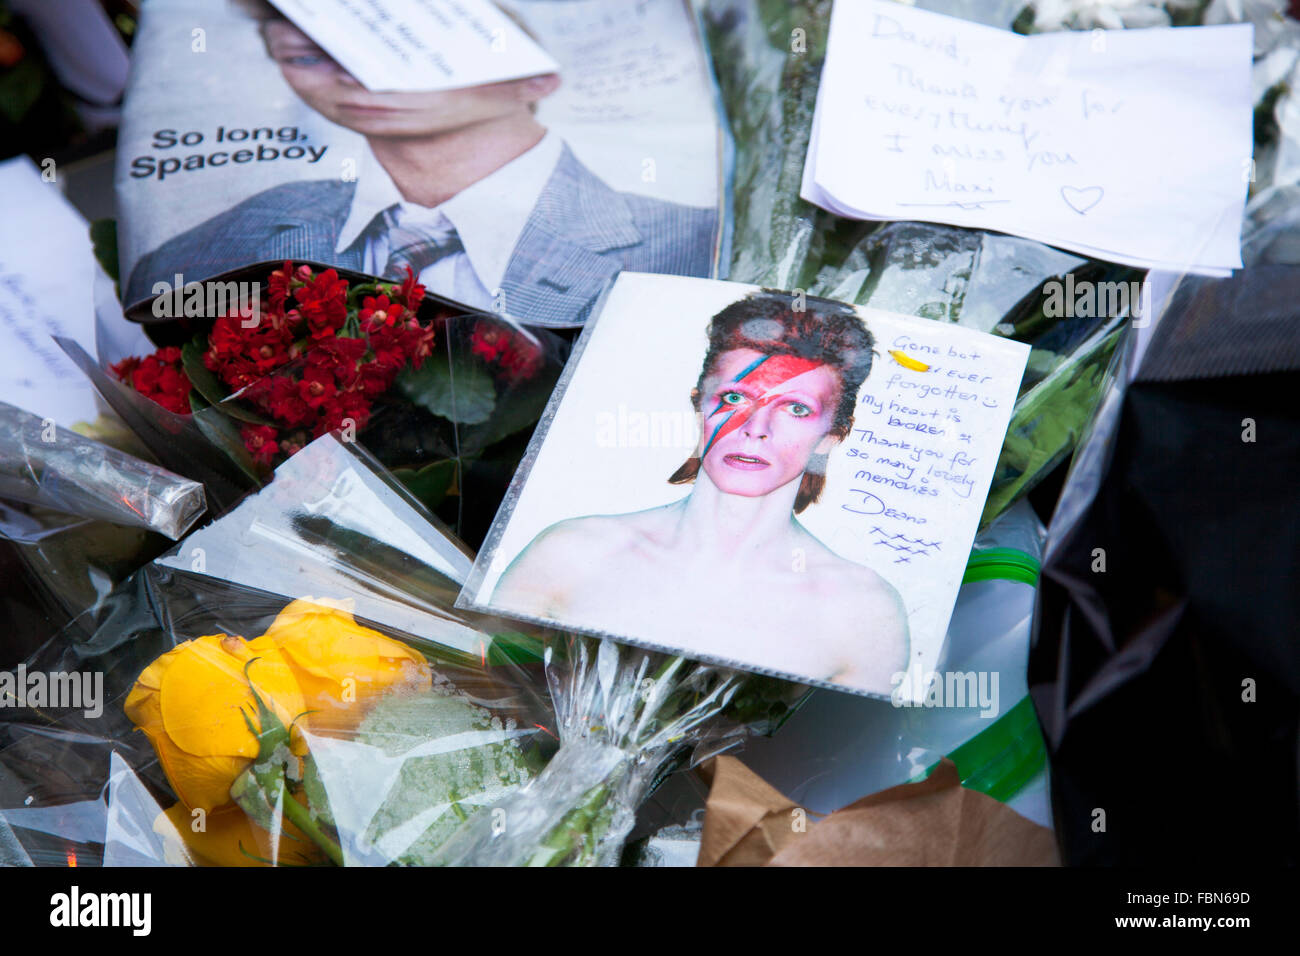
[{"left": 1030, "top": 265, "right": 1300, "bottom": 866}]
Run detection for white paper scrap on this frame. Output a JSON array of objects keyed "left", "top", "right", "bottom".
[
  {"left": 802, "top": 1, "right": 1253, "bottom": 275},
  {"left": 268, "top": 0, "right": 560, "bottom": 92}
]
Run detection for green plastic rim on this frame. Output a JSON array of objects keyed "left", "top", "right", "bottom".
[
  {"left": 909, "top": 697, "right": 1049, "bottom": 803},
  {"left": 947, "top": 695, "right": 1048, "bottom": 803},
  {"left": 962, "top": 547, "right": 1042, "bottom": 586},
  {"left": 905, "top": 548, "right": 1049, "bottom": 803}
]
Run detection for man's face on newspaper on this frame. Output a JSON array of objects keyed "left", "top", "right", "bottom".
[{"left": 264, "top": 21, "right": 558, "bottom": 138}]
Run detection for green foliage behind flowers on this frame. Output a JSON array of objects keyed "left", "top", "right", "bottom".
[{"left": 302, "top": 686, "right": 542, "bottom": 867}]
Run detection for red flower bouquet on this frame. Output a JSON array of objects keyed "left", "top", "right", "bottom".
[
  {"left": 110, "top": 347, "right": 191, "bottom": 416},
  {"left": 109, "top": 262, "right": 564, "bottom": 537}
]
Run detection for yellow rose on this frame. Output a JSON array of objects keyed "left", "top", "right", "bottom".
[
  {"left": 250, "top": 597, "right": 432, "bottom": 732},
  {"left": 155, "top": 801, "right": 326, "bottom": 867},
  {"left": 126, "top": 599, "right": 431, "bottom": 823},
  {"left": 124, "top": 634, "right": 306, "bottom": 813}
]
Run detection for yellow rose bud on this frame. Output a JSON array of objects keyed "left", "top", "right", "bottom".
[
  {"left": 155, "top": 801, "right": 326, "bottom": 867},
  {"left": 250, "top": 597, "right": 432, "bottom": 732},
  {"left": 124, "top": 634, "right": 306, "bottom": 813}
]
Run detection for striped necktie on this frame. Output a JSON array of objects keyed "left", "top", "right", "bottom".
[{"left": 377, "top": 211, "right": 464, "bottom": 280}]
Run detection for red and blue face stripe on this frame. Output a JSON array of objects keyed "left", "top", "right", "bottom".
[{"left": 700, "top": 353, "right": 824, "bottom": 459}]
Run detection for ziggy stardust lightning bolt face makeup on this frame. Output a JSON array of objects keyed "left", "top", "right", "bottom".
[{"left": 697, "top": 349, "right": 842, "bottom": 499}]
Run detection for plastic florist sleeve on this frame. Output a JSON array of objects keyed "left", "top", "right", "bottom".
[
  {"left": 425, "top": 634, "right": 805, "bottom": 867},
  {"left": 0, "top": 434, "right": 558, "bottom": 867},
  {"left": 432, "top": 506, "right": 1050, "bottom": 867},
  {"left": 0, "top": 400, "right": 208, "bottom": 666},
  {"left": 0, "top": 399, "right": 205, "bottom": 541}
]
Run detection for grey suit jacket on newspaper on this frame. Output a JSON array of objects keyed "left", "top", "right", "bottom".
[{"left": 124, "top": 145, "right": 719, "bottom": 327}]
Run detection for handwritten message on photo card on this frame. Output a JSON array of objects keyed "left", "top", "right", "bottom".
[
  {"left": 802, "top": 0, "right": 1253, "bottom": 275},
  {"left": 458, "top": 273, "right": 1031, "bottom": 701}
]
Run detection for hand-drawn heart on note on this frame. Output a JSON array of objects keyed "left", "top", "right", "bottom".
[{"left": 1061, "top": 185, "right": 1104, "bottom": 215}]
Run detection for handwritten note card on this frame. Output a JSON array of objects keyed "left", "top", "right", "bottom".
[
  {"left": 0, "top": 157, "right": 149, "bottom": 427},
  {"left": 460, "top": 273, "right": 1030, "bottom": 701},
  {"left": 802, "top": 1, "right": 1253, "bottom": 275},
  {"left": 268, "top": 0, "right": 559, "bottom": 92}
]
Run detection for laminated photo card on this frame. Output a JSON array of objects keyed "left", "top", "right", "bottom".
[{"left": 459, "top": 273, "right": 1031, "bottom": 701}]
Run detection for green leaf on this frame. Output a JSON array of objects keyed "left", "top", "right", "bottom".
[
  {"left": 390, "top": 458, "right": 457, "bottom": 511},
  {"left": 0, "top": 56, "right": 45, "bottom": 124},
  {"left": 457, "top": 357, "right": 561, "bottom": 455},
  {"left": 353, "top": 689, "right": 537, "bottom": 866},
  {"left": 229, "top": 660, "right": 293, "bottom": 831},
  {"left": 301, "top": 755, "right": 334, "bottom": 829},
  {"left": 181, "top": 339, "right": 273, "bottom": 425},
  {"left": 486, "top": 632, "right": 546, "bottom": 666},
  {"left": 181, "top": 339, "right": 227, "bottom": 405},
  {"left": 397, "top": 354, "right": 496, "bottom": 425},
  {"left": 189, "top": 397, "right": 266, "bottom": 485},
  {"left": 89, "top": 219, "right": 120, "bottom": 286}
]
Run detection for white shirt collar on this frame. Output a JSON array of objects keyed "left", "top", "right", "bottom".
[{"left": 335, "top": 132, "right": 564, "bottom": 295}]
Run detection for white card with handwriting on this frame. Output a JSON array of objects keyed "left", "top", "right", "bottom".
[
  {"left": 268, "top": 0, "right": 559, "bottom": 92},
  {"left": 802, "top": 1, "right": 1252, "bottom": 275},
  {"left": 0, "top": 157, "right": 150, "bottom": 427},
  {"left": 459, "top": 273, "right": 1031, "bottom": 702}
]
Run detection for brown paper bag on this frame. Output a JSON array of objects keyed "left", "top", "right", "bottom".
[{"left": 697, "top": 756, "right": 1058, "bottom": 867}]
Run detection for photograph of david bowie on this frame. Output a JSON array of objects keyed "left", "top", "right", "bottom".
[
  {"left": 123, "top": 0, "right": 718, "bottom": 326},
  {"left": 490, "top": 290, "right": 911, "bottom": 695}
]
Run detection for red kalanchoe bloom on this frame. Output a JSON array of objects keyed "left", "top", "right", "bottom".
[
  {"left": 283, "top": 308, "right": 306, "bottom": 338},
  {"left": 155, "top": 363, "right": 190, "bottom": 401},
  {"left": 496, "top": 331, "right": 544, "bottom": 380},
  {"left": 109, "top": 355, "right": 141, "bottom": 383},
  {"left": 267, "top": 261, "right": 296, "bottom": 313},
  {"left": 216, "top": 357, "right": 263, "bottom": 392},
  {"left": 308, "top": 335, "right": 368, "bottom": 389},
  {"left": 470, "top": 321, "right": 509, "bottom": 362},
  {"left": 396, "top": 266, "right": 426, "bottom": 312},
  {"left": 401, "top": 318, "right": 438, "bottom": 370},
  {"left": 307, "top": 334, "right": 368, "bottom": 367},
  {"left": 244, "top": 324, "right": 295, "bottom": 375},
  {"left": 313, "top": 391, "right": 371, "bottom": 438},
  {"left": 204, "top": 315, "right": 245, "bottom": 369},
  {"left": 368, "top": 325, "right": 408, "bottom": 372},
  {"left": 499, "top": 340, "right": 544, "bottom": 380},
  {"left": 298, "top": 365, "right": 338, "bottom": 411},
  {"left": 294, "top": 268, "right": 349, "bottom": 340},
  {"left": 241, "top": 423, "right": 279, "bottom": 466},
  {"left": 263, "top": 376, "right": 313, "bottom": 428},
  {"left": 279, "top": 431, "right": 309, "bottom": 458},
  {"left": 359, "top": 294, "right": 405, "bottom": 330},
  {"left": 203, "top": 312, "right": 292, "bottom": 380},
  {"left": 356, "top": 360, "right": 398, "bottom": 399},
  {"left": 115, "top": 347, "right": 192, "bottom": 415},
  {"left": 260, "top": 302, "right": 295, "bottom": 336}
]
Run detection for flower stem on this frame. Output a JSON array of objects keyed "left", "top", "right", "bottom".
[{"left": 278, "top": 790, "right": 345, "bottom": 867}]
